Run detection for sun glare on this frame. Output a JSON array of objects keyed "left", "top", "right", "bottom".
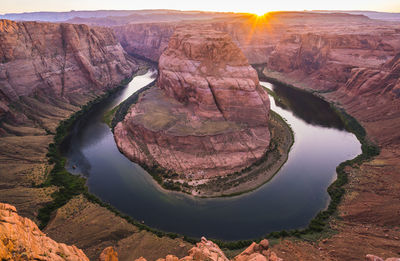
[{"left": 254, "top": 11, "right": 266, "bottom": 17}]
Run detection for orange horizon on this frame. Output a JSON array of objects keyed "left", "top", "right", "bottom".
[{"left": 1, "top": 0, "right": 400, "bottom": 15}]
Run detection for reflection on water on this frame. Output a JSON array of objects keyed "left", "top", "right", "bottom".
[
  {"left": 65, "top": 71, "right": 361, "bottom": 240},
  {"left": 266, "top": 83, "right": 344, "bottom": 130}
]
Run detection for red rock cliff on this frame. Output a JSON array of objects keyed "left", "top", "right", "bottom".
[
  {"left": 114, "top": 29, "right": 270, "bottom": 181},
  {"left": 0, "top": 19, "right": 137, "bottom": 135}
]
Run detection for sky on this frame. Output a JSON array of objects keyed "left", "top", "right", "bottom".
[{"left": 1, "top": 0, "right": 400, "bottom": 15}]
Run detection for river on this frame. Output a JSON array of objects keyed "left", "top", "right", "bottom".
[{"left": 66, "top": 69, "right": 361, "bottom": 240}]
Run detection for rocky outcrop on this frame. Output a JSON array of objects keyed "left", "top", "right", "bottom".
[
  {"left": 366, "top": 254, "right": 400, "bottom": 261},
  {"left": 113, "top": 23, "right": 176, "bottom": 62},
  {"left": 135, "top": 237, "right": 281, "bottom": 261},
  {"left": 114, "top": 29, "right": 270, "bottom": 182},
  {"left": 0, "top": 19, "right": 137, "bottom": 134},
  {"left": 264, "top": 30, "right": 400, "bottom": 92},
  {"left": 0, "top": 202, "right": 89, "bottom": 260},
  {"left": 99, "top": 246, "right": 119, "bottom": 261},
  {"left": 234, "top": 239, "right": 282, "bottom": 261}
]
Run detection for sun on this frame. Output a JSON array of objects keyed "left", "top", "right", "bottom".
[{"left": 253, "top": 11, "right": 266, "bottom": 17}]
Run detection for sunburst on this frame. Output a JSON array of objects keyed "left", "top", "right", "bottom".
[{"left": 254, "top": 11, "right": 266, "bottom": 17}]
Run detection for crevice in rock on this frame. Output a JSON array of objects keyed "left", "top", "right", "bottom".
[{"left": 206, "top": 79, "right": 227, "bottom": 121}]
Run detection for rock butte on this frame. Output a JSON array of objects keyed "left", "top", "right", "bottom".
[{"left": 114, "top": 28, "right": 270, "bottom": 179}]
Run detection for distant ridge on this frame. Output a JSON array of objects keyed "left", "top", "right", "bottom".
[
  {"left": 0, "top": 9, "right": 229, "bottom": 22},
  {"left": 312, "top": 10, "right": 400, "bottom": 21}
]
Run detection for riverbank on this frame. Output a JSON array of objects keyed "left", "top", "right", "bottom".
[
  {"left": 188, "top": 110, "right": 293, "bottom": 197},
  {"left": 37, "top": 69, "right": 151, "bottom": 229}
]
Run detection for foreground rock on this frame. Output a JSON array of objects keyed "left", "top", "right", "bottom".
[
  {"left": 0, "top": 203, "right": 89, "bottom": 260},
  {"left": 114, "top": 29, "right": 270, "bottom": 189},
  {"left": 136, "top": 237, "right": 282, "bottom": 261},
  {"left": 99, "top": 247, "right": 119, "bottom": 261}
]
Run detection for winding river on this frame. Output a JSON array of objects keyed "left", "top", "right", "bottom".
[{"left": 66, "top": 69, "right": 361, "bottom": 240}]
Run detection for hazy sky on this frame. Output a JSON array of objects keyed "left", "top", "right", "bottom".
[{"left": 1, "top": 0, "right": 400, "bottom": 14}]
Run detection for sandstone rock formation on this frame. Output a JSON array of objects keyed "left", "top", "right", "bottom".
[
  {"left": 114, "top": 23, "right": 177, "bottom": 61},
  {"left": 135, "top": 237, "right": 282, "bottom": 261},
  {"left": 366, "top": 254, "right": 400, "bottom": 261},
  {"left": 0, "top": 19, "right": 137, "bottom": 135},
  {"left": 234, "top": 239, "right": 282, "bottom": 261},
  {"left": 114, "top": 29, "right": 270, "bottom": 181},
  {"left": 0, "top": 202, "right": 89, "bottom": 260},
  {"left": 99, "top": 246, "right": 119, "bottom": 261}
]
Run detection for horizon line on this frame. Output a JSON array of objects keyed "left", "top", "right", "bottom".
[{"left": 2, "top": 8, "right": 400, "bottom": 16}]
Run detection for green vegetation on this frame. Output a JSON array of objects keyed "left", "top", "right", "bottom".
[
  {"left": 102, "top": 105, "right": 119, "bottom": 127},
  {"left": 37, "top": 79, "right": 129, "bottom": 229},
  {"left": 110, "top": 82, "right": 154, "bottom": 130},
  {"left": 264, "top": 88, "right": 282, "bottom": 104}
]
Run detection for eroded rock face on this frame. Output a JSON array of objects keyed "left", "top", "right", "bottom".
[
  {"left": 99, "top": 246, "right": 119, "bottom": 261},
  {"left": 0, "top": 203, "right": 89, "bottom": 261},
  {"left": 114, "top": 29, "right": 270, "bottom": 179},
  {"left": 0, "top": 19, "right": 137, "bottom": 134},
  {"left": 114, "top": 23, "right": 176, "bottom": 62},
  {"left": 158, "top": 29, "right": 270, "bottom": 125},
  {"left": 234, "top": 239, "right": 282, "bottom": 261}
]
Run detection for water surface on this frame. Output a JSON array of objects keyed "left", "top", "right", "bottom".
[{"left": 66, "top": 71, "right": 361, "bottom": 240}]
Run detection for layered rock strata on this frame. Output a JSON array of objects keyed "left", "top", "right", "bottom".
[
  {"left": 0, "top": 19, "right": 137, "bottom": 134},
  {"left": 114, "top": 29, "right": 270, "bottom": 180}
]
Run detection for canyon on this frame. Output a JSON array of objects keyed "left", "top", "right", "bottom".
[
  {"left": 113, "top": 28, "right": 278, "bottom": 195},
  {"left": 0, "top": 10, "right": 399, "bottom": 261}
]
